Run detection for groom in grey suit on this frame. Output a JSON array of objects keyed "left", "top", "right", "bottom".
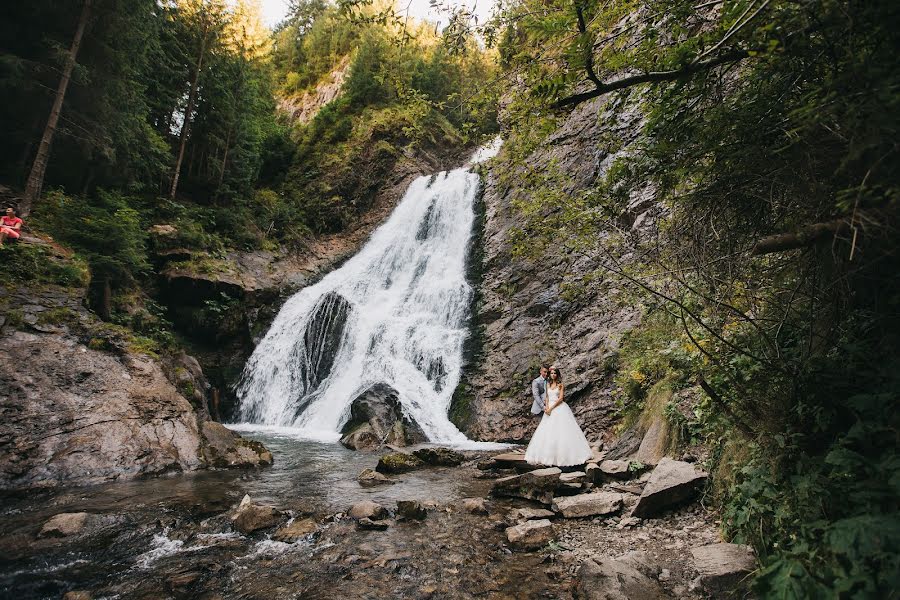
[{"left": 530, "top": 365, "right": 549, "bottom": 416}]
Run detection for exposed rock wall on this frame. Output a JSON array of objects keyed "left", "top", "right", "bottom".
[
  {"left": 464, "top": 92, "right": 662, "bottom": 443},
  {"left": 0, "top": 284, "right": 270, "bottom": 490},
  {"left": 277, "top": 56, "right": 350, "bottom": 126}
]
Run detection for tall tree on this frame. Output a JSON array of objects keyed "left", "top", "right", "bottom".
[{"left": 21, "top": 0, "right": 93, "bottom": 215}]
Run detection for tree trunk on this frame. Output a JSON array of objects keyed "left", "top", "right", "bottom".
[
  {"left": 169, "top": 20, "right": 209, "bottom": 199},
  {"left": 21, "top": 0, "right": 93, "bottom": 216},
  {"left": 216, "top": 125, "right": 232, "bottom": 194},
  {"left": 98, "top": 277, "right": 112, "bottom": 321}
]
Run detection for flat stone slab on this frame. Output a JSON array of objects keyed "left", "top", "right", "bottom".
[
  {"left": 691, "top": 543, "right": 756, "bottom": 594},
  {"left": 506, "top": 519, "right": 554, "bottom": 551},
  {"left": 559, "top": 471, "right": 586, "bottom": 485},
  {"left": 599, "top": 459, "right": 632, "bottom": 479},
  {"left": 631, "top": 458, "right": 708, "bottom": 518},
  {"left": 552, "top": 492, "right": 624, "bottom": 518},
  {"left": 39, "top": 513, "right": 90, "bottom": 538},
  {"left": 576, "top": 554, "right": 667, "bottom": 599},
  {"left": 272, "top": 518, "right": 317, "bottom": 542},
  {"left": 511, "top": 507, "right": 555, "bottom": 521}
]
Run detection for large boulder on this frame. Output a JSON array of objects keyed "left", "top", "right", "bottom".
[
  {"left": 690, "top": 543, "right": 756, "bottom": 595},
  {"left": 576, "top": 554, "right": 668, "bottom": 600},
  {"left": 491, "top": 467, "right": 562, "bottom": 505},
  {"left": 376, "top": 452, "right": 425, "bottom": 474},
  {"left": 231, "top": 495, "right": 281, "bottom": 533},
  {"left": 339, "top": 384, "right": 426, "bottom": 450},
  {"left": 630, "top": 458, "right": 708, "bottom": 518},
  {"left": 505, "top": 519, "right": 554, "bottom": 551},
  {"left": 552, "top": 492, "right": 624, "bottom": 519},
  {"left": 201, "top": 421, "right": 273, "bottom": 468}
]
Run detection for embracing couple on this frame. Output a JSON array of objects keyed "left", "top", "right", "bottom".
[{"left": 524, "top": 364, "right": 593, "bottom": 467}]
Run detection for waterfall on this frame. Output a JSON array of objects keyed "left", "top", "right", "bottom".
[{"left": 233, "top": 139, "right": 502, "bottom": 444}]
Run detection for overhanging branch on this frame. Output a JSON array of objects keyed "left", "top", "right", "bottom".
[
  {"left": 751, "top": 218, "right": 852, "bottom": 255},
  {"left": 552, "top": 49, "right": 749, "bottom": 108}
]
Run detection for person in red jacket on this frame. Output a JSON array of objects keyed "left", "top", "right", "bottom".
[{"left": 0, "top": 207, "right": 23, "bottom": 246}]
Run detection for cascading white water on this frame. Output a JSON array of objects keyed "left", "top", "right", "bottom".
[{"left": 233, "top": 140, "right": 502, "bottom": 444}]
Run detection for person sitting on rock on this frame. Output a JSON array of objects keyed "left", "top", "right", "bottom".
[{"left": 0, "top": 207, "right": 23, "bottom": 246}]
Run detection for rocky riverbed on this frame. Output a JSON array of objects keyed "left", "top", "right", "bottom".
[{"left": 0, "top": 434, "right": 754, "bottom": 599}]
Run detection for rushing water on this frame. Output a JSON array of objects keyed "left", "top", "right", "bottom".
[{"left": 235, "top": 140, "right": 502, "bottom": 443}]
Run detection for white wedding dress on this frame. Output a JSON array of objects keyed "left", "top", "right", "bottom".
[{"left": 524, "top": 385, "right": 593, "bottom": 466}]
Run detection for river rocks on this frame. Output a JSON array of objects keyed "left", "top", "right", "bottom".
[
  {"left": 39, "top": 512, "right": 90, "bottom": 538},
  {"left": 357, "top": 517, "right": 390, "bottom": 531},
  {"left": 599, "top": 460, "right": 632, "bottom": 479},
  {"left": 505, "top": 519, "right": 554, "bottom": 550},
  {"left": 348, "top": 500, "right": 389, "bottom": 521},
  {"left": 357, "top": 468, "right": 394, "bottom": 487},
  {"left": 690, "top": 543, "right": 756, "bottom": 595},
  {"left": 491, "top": 467, "right": 561, "bottom": 505},
  {"left": 396, "top": 500, "right": 428, "bottom": 520},
  {"left": 460, "top": 498, "right": 489, "bottom": 514},
  {"left": 272, "top": 518, "right": 318, "bottom": 542},
  {"left": 231, "top": 495, "right": 281, "bottom": 533},
  {"left": 62, "top": 592, "right": 92, "bottom": 600},
  {"left": 201, "top": 422, "right": 273, "bottom": 468},
  {"left": 412, "top": 447, "right": 465, "bottom": 467},
  {"left": 375, "top": 452, "right": 424, "bottom": 474},
  {"left": 576, "top": 554, "right": 668, "bottom": 600},
  {"left": 552, "top": 492, "right": 624, "bottom": 519},
  {"left": 631, "top": 458, "right": 708, "bottom": 518}
]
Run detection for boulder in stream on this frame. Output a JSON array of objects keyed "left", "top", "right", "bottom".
[
  {"left": 412, "top": 447, "right": 465, "bottom": 467},
  {"left": 272, "top": 518, "right": 318, "bottom": 542},
  {"left": 396, "top": 500, "right": 428, "bottom": 520},
  {"left": 201, "top": 421, "right": 273, "bottom": 468},
  {"left": 357, "top": 468, "right": 395, "bottom": 487},
  {"left": 348, "top": 500, "right": 390, "bottom": 521},
  {"left": 231, "top": 495, "right": 282, "bottom": 533},
  {"left": 376, "top": 452, "right": 425, "bottom": 474},
  {"left": 339, "top": 383, "right": 427, "bottom": 450},
  {"left": 39, "top": 512, "right": 90, "bottom": 538}
]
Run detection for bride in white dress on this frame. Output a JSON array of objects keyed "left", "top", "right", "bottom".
[{"left": 525, "top": 366, "right": 593, "bottom": 466}]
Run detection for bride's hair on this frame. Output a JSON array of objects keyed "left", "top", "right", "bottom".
[{"left": 549, "top": 365, "right": 563, "bottom": 384}]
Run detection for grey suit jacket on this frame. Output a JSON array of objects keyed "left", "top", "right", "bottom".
[{"left": 530, "top": 376, "right": 547, "bottom": 415}]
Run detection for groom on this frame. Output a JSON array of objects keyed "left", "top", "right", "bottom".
[{"left": 530, "top": 364, "right": 549, "bottom": 417}]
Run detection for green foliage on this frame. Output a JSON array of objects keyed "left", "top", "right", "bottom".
[{"left": 0, "top": 243, "right": 90, "bottom": 288}]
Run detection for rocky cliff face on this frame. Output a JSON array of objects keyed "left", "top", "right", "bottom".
[
  {"left": 462, "top": 91, "right": 661, "bottom": 443},
  {"left": 0, "top": 281, "right": 271, "bottom": 490}
]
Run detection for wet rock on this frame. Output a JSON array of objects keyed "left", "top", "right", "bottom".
[
  {"left": 348, "top": 500, "right": 389, "bottom": 521},
  {"left": 39, "top": 512, "right": 90, "bottom": 538},
  {"left": 690, "top": 542, "right": 756, "bottom": 595},
  {"left": 231, "top": 495, "right": 281, "bottom": 533},
  {"left": 630, "top": 458, "right": 708, "bottom": 518},
  {"left": 167, "top": 572, "right": 201, "bottom": 591},
  {"left": 599, "top": 460, "right": 632, "bottom": 479},
  {"left": 62, "top": 592, "right": 92, "bottom": 600},
  {"left": 357, "top": 517, "right": 390, "bottom": 531},
  {"left": 339, "top": 383, "right": 426, "bottom": 450},
  {"left": 505, "top": 519, "right": 554, "bottom": 551},
  {"left": 576, "top": 554, "right": 667, "bottom": 600},
  {"left": 201, "top": 421, "right": 273, "bottom": 468},
  {"left": 272, "top": 518, "right": 318, "bottom": 542},
  {"left": 303, "top": 292, "right": 352, "bottom": 394},
  {"left": 396, "top": 500, "right": 428, "bottom": 520},
  {"left": 491, "top": 467, "right": 562, "bottom": 505},
  {"left": 552, "top": 492, "right": 624, "bottom": 518},
  {"left": 357, "top": 468, "right": 395, "bottom": 487},
  {"left": 412, "top": 447, "right": 465, "bottom": 467},
  {"left": 375, "top": 452, "right": 424, "bottom": 474},
  {"left": 460, "top": 498, "right": 489, "bottom": 514}
]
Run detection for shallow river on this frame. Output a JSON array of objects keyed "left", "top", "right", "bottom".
[{"left": 0, "top": 433, "right": 563, "bottom": 600}]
